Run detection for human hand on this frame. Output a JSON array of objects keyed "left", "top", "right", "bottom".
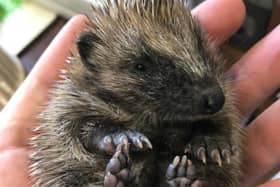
[
  {"left": 0, "top": 0, "right": 279, "bottom": 186},
  {"left": 0, "top": 15, "right": 88, "bottom": 187}
]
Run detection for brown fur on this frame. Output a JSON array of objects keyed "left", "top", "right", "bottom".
[{"left": 30, "top": 0, "right": 244, "bottom": 186}]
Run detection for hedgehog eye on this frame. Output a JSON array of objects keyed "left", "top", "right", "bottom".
[{"left": 135, "top": 63, "right": 146, "bottom": 71}]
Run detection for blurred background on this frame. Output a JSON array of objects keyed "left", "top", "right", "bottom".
[{"left": 0, "top": 0, "right": 279, "bottom": 181}]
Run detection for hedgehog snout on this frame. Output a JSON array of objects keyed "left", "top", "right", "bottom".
[{"left": 199, "top": 86, "right": 225, "bottom": 115}]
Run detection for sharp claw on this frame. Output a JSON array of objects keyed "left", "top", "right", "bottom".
[
  {"left": 197, "top": 147, "right": 207, "bottom": 164},
  {"left": 104, "top": 135, "right": 113, "bottom": 144},
  {"left": 100, "top": 135, "right": 115, "bottom": 154},
  {"left": 166, "top": 156, "right": 180, "bottom": 180},
  {"left": 121, "top": 135, "right": 129, "bottom": 145},
  {"left": 119, "top": 136, "right": 130, "bottom": 154},
  {"left": 173, "top": 156, "right": 180, "bottom": 167},
  {"left": 135, "top": 138, "right": 143, "bottom": 149},
  {"left": 140, "top": 136, "right": 153, "bottom": 149},
  {"left": 181, "top": 155, "right": 187, "bottom": 166},
  {"left": 211, "top": 149, "right": 222, "bottom": 167},
  {"left": 222, "top": 149, "right": 231, "bottom": 164}
]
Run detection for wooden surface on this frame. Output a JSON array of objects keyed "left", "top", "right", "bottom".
[{"left": 18, "top": 16, "right": 67, "bottom": 73}]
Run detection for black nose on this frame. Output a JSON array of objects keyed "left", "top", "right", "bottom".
[{"left": 201, "top": 87, "right": 225, "bottom": 115}]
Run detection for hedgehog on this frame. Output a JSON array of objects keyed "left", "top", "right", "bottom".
[{"left": 30, "top": 0, "right": 244, "bottom": 186}]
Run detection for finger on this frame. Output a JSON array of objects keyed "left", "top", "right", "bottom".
[
  {"left": 229, "top": 25, "right": 280, "bottom": 116},
  {"left": 241, "top": 99, "right": 280, "bottom": 187},
  {"left": 0, "top": 124, "right": 31, "bottom": 152},
  {"left": 0, "top": 15, "right": 88, "bottom": 149},
  {"left": 0, "top": 148, "right": 30, "bottom": 187},
  {"left": 192, "top": 0, "right": 245, "bottom": 45},
  {"left": 258, "top": 179, "right": 280, "bottom": 187}
]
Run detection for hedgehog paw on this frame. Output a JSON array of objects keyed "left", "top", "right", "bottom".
[
  {"left": 99, "top": 130, "right": 153, "bottom": 155},
  {"left": 104, "top": 144, "right": 135, "bottom": 187},
  {"left": 166, "top": 155, "right": 206, "bottom": 187},
  {"left": 185, "top": 136, "right": 239, "bottom": 167}
]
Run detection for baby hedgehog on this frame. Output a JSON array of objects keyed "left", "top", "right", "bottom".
[{"left": 30, "top": 0, "right": 244, "bottom": 186}]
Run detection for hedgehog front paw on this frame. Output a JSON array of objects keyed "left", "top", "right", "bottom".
[
  {"left": 98, "top": 130, "right": 153, "bottom": 155},
  {"left": 185, "top": 136, "right": 239, "bottom": 166},
  {"left": 166, "top": 155, "right": 206, "bottom": 187},
  {"left": 104, "top": 144, "right": 135, "bottom": 187}
]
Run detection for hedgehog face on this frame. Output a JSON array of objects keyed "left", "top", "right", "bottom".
[{"left": 75, "top": 1, "right": 226, "bottom": 122}]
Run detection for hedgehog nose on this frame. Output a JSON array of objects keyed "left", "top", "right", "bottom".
[{"left": 201, "top": 88, "right": 225, "bottom": 115}]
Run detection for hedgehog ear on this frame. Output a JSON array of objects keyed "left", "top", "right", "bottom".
[{"left": 76, "top": 31, "right": 101, "bottom": 67}]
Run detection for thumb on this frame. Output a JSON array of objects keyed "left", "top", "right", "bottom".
[{"left": 258, "top": 179, "right": 280, "bottom": 187}]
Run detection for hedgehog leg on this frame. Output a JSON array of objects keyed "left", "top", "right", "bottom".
[
  {"left": 104, "top": 144, "right": 135, "bottom": 187},
  {"left": 165, "top": 155, "right": 207, "bottom": 187}
]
